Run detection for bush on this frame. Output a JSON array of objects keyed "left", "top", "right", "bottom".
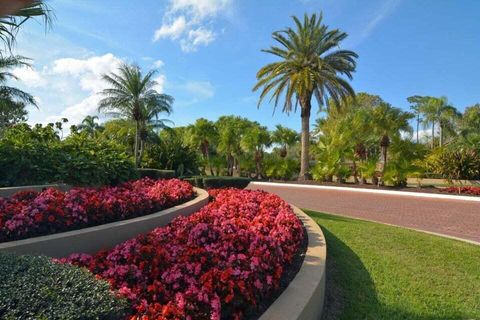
[
  {"left": 60, "top": 189, "right": 304, "bottom": 319},
  {"left": 424, "top": 146, "right": 480, "bottom": 182},
  {"left": 0, "top": 124, "right": 138, "bottom": 187},
  {"left": 264, "top": 156, "right": 299, "bottom": 180},
  {"left": 185, "top": 176, "right": 251, "bottom": 189},
  {"left": 0, "top": 253, "right": 128, "bottom": 319},
  {"left": 0, "top": 178, "right": 194, "bottom": 242},
  {"left": 138, "top": 168, "right": 176, "bottom": 179}
]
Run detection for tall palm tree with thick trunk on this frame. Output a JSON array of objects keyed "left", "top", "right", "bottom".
[
  {"left": 98, "top": 63, "right": 173, "bottom": 167},
  {"left": 253, "top": 13, "right": 358, "bottom": 180}
]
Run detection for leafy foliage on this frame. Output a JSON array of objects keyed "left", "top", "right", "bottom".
[
  {"left": 424, "top": 146, "right": 480, "bottom": 182},
  {"left": 0, "top": 124, "right": 137, "bottom": 187},
  {"left": 0, "top": 253, "right": 128, "bottom": 320}
]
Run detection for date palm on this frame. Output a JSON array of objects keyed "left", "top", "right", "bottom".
[
  {"left": 240, "top": 123, "right": 271, "bottom": 178},
  {"left": 98, "top": 63, "right": 174, "bottom": 167},
  {"left": 253, "top": 13, "right": 358, "bottom": 180}
]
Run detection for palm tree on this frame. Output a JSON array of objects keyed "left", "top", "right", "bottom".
[
  {"left": 186, "top": 118, "right": 218, "bottom": 175},
  {"left": 0, "top": 0, "right": 52, "bottom": 51},
  {"left": 98, "top": 63, "right": 174, "bottom": 167},
  {"left": 421, "top": 97, "right": 459, "bottom": 148},
  {"left": 0, "top": 55, "right": 37, "bottom": 110},
  {"left": 271, "top": 124, "right": 299, "bottom": 158},
  {"left": 407, "top": 95, "right": 430, "bottom": 143},
  {"left": 253, "top": 13, "right": 357, "bottom": 180},
  {"left": 78, "top": 115, "right": 102, "bottom": 137},
  {"left": 372, "top": 103, "right": 413, "bottom": 181},
  {"left": 240, "top": 123, "right": 271, "bottom": 178}
]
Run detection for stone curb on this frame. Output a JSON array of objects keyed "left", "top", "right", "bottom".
[{"left": 260, "top": 205, "right": 327, "bottom": 320}]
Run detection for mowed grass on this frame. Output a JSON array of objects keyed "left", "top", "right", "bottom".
[{"left": 305, "top": 210, "right": 480, "bottom": 320}]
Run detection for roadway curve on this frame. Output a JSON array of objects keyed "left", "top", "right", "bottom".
[{"left": 248, "top": 183, "right": 480, "bottom": 244}]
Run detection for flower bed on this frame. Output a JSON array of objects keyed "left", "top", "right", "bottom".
[
  {"left": 442, "top": 186, "right": 480, "bottom": 196},
  {"left": 0, "top": 178, "right": 193, "bottom": 243},
  {"left": 59, "top": 189, "right": 305, "bottom": 319}
]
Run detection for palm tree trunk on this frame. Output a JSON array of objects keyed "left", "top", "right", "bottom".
[
  {"left": 416, "top": 114, "right": 420, "bottom": 143},
  {"left": 431, "top": 122, "right": 435, "bottom": 149},
  {"left": 352, "top": 158, "right": 359, "bottom": 184},
  {"left": 439, "top": 124, "right": 444, "bottom": 146},
  {"left": 138, "top": 139, "right": 145, "bottom": 167},
  {"left": 134, "top": 121, "right": 140, "bottom": 167},
  {"left": 299, "top": 98, "right": 312, "bottom": 181}
]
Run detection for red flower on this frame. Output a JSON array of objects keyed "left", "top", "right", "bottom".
[{"left": 59, "top": 188, "right": 305, "bottom": 320}]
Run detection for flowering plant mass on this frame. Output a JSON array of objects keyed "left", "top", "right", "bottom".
[
  {"left": 0, "top": 178, "right": 193, "bottom": 242},
  {"left": 442, "top": 186, "right": 480, "bottom": 196},
  {"left": 59, "top": 189, "right": 305, "bottom": 319}
]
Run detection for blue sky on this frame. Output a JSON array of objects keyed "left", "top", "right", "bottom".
[{"left": 11, "top": 0, "right": 480, "bottom": 132}]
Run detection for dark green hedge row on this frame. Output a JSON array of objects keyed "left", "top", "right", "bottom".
[
  {"left": 183, "top": 176, "right": 251, "bottom": 189},
  {"left": 0, "top": 253, "right": 128, "bottom": 320},
  {"left": 137, "top": 168, "right": 176, "bottom": 179}
]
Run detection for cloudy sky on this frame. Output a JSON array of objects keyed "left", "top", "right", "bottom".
[{"left": 10, "top": 0, "right": 480, "bottom": 131}]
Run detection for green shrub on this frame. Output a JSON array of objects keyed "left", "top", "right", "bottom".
[
  {"left": 424, "top": 146, "right": 480, "bottom": 182},
  {"left": 138, "top": 168, "right": 176, "bottom": 179},
  {"left": 0, "top": 253, "right": 128, "bottom": 320},
  {"left": 264, "top": 156, "right": 299, "bottom": 180},
  {"left": 0, "top": 124, "right": 138, "bottom": 187},
  {"left": 202, "top": 176, "right": 251, "bottom": 189}
]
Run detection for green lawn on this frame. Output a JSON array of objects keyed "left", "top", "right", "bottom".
[{"left": 306, "top": 210, "right": 480, "bottom": 320}]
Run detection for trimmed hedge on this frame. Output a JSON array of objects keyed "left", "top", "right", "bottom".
[
  {"left": 0, "top": 253, "right": 128, "bottom": 319},
  {"left": 137, "top": 168, "right": 176, "bottom": 179},
  {"left": 183, "top": 176, "right": 251, "bottom": 189}
]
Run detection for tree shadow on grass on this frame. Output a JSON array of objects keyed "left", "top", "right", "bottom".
[{"left": 315, "top": 213, "right": 472, "bottom": 320}]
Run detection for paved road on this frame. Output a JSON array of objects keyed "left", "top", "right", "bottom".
[{"left": 248, "top": 183, "right": 480, "bottom": 243}]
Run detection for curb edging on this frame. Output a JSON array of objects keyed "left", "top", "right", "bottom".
[{"left": 260, "top": 205, "right": 327, "bottom": 320}]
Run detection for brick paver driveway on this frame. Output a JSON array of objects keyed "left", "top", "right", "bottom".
[{"left": 248, "top": 183, "right": 480, "bottom": 243}]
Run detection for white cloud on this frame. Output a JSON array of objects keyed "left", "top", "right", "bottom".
[
  {"left": 153, "top": 16, "right": 187, "bottom": 41},
  {"left": 153, "top": 59, "right": 165, "bottom": 68},
  {"left": 360, "top": 0, "right": 402, "bottom": 41},
  {"left": 153, "top": 0, "right": 231, "bottom": 52},
  {"left": 12, "top": 66, "right": 47, "bottom": 88},
  {"left": 153, "top": 75, "right": 166, "bottom": 93},
  {"left": 181, "top": 27, "right": 215, "bottom": 52},
  {"left": 184, "top": 81, "right": 214, "bottom": 99}
]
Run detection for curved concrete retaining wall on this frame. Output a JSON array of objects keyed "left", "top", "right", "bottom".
[
  {"left": 260, "top": 205, "right": 327, "bottom": 320},
  {"left": 0, "top": 183, "right": 71, "bottom": 198},
  {"left": 0, "top": 188, "right": 209, "bottom": 258}
]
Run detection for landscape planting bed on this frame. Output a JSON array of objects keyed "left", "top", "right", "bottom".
[{"left": 56, "top": 188, "right": 324, "bottom": 319}]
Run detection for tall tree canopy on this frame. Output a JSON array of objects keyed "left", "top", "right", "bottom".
[{"left": 253, "top": 13, "right": 358, "bottom": 180}]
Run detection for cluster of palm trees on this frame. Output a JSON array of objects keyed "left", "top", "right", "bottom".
[
  {"left": 180, "top": 117, "right": 298, "bottom": 178},
  {"left": 408, "top": 96, "right": 462, "bottom": 147}
]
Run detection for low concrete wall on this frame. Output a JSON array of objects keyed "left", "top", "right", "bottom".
[
  {"left": 260, "top": 205, "right": 327, "bottom": 320},
  {"left": 0, "top": 188, "right": 209, "bottom": 258},
  {"left": 0, "top": 183, "right": 71, "bottom": 198}
]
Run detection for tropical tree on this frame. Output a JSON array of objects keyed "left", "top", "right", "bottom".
[
  {"left": 98, "top": 63, "right": 174, "bottom": 167},
  {"left": 78, "top": 115, "right": 102, "bottom": 138},
  {"left": 371, "top": 103, "right": 413, "bottom": 180},
  {"left": 216, "top": 116, "right": 250, "bottom": 176},
  {"left": 0, "top": 56, "right": 37, "bottom": 133},
  {"left": 240, "top": 122, "right": 271, "bottom": 178},
  {"left": 421, "top": 97, "right": 459, "bottom": 148},
  {"left": 407, "top": 95, "right": 430, "bottom": 143},
  {"left": 0, "top": 0, "right": 52, "bottom": 51},
  {"left": 271, "top": 124, "right": 298, "bottom": 158},
  {"left": 253, "top": 13, "right": 358, "bottom": 180},
  {"left": 185, "top": 118, "right": 218, "bottom": 175}
]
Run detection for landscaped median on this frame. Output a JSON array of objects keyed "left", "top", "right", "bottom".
[
  {"left": 0, "top": 187, "right": 327, "bottom": 319},
  {"left": 0, "top": 178, "right": 208, "bottom": 257}
]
